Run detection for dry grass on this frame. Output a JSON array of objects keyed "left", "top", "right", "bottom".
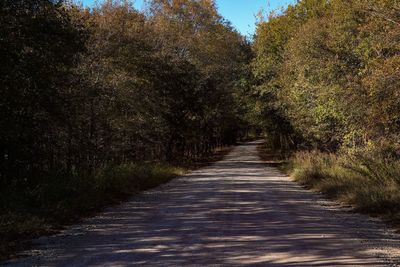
[{"left": 287, "top": 150, "right": 400, "bottom": 223}]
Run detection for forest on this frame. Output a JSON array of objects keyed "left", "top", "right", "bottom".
[
  {"left": 0, "top": 0, "right": 252, "bottom": 257},
  {"left": 1, "top": 0, "right": 400, "bottom": 260},
  {"left": 252, "top": 0, "right": 400, "bottom": 222}
]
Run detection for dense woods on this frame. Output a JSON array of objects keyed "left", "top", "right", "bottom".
[
  {"left": 1, "top": 0, "right": 400, "bottom": 260},
  {"left": 252, "top": 0, "right": 400, "bottom": 153},
  {"left": 0, "top": 0, "right": 251, "bottom": 190},
  {"left": 252, "top": 0, "right": 400, "bottom": 219},
  {"left": 0, "top": 0, "right": 252, "bottom": 257}
]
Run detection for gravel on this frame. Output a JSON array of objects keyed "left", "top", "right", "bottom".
[{"left": 4, "top": 141, "right": 400, "bottom": 266}]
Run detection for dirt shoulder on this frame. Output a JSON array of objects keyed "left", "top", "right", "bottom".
[
  {"left": 5, "top": 141, "right": 400, "bottom": 266},
  {"left": 1, "top": 146, "right": 233, "bottom": 263}
]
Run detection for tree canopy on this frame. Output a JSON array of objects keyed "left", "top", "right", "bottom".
[
  {"left": 1, "top": 0, "right": 399, "bottom": 189},
  {"left": 252, "top": 0, "right": 400, "bottom": 153},
  {"left": 0, "top": 0, "right": 252, "bottom": 188}
]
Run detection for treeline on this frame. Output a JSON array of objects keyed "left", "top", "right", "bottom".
[
  {"left": 252, "top": 0, "right": 400, "bottom": 220},
  {"left": 0, "top": 0, "right": 251, "bottom": 189},
  {"left": 252, "top": 0, "right": 400, "bottom": 154}
]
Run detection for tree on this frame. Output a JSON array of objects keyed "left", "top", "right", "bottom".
[{"left": 0, "top": 0, "right": 85, "bottom": 186}]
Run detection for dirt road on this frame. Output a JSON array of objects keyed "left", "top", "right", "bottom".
[{"left": 5, "top": 141, "right": 400, "bottom": 266}]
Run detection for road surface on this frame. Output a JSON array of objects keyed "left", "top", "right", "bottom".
[{"left": 5, "top": 141, "right": 400, "bottom": 266}]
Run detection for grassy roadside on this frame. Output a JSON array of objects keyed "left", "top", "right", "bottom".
[
  {"left": 0, "top": 146, "right": 232, "bottom": 262},
  {"left": 257, "top": 143, "right": 400, "bottom": 228}
]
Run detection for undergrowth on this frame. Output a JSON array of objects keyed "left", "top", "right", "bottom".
[
  {"left": 0, "top": 163, "right": 184, "bottom": 261},
  {"left": 0, "top": 146, "right": 232, "bottom": 262},
  {"left": 286, "top": 148, "right": 400, "bottom": 224}
]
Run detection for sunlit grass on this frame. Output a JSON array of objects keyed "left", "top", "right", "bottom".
[{"left": 287, "top": 150, "right": 400, "bottom": 221}]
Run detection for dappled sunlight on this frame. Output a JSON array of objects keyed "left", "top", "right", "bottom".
[{"left": 6, "top": 141, "right": 399, "bottom": 266}]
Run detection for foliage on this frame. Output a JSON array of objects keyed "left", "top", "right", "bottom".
[
  {"left": 254, "top": 0, "right": 400, "bottom": 218},
  {"left": 0, "top": 0, "right": 252, "bottom": 259},
  {"left": 252, "top": 0, "right": 400, "bottom": 152},
  {"left": 3, "top": 0, "right": 400, "bottom": 259},
  {"left": 0, "top": 0, "right": 252, "bottom": 188}
]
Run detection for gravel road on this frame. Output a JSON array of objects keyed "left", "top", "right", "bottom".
[{"left": 4, "top": 141, "right": 400, "bottom": 266}]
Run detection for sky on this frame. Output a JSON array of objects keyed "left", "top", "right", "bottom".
[{"left": 81, "top": 0, "right": 296, "bottom": 37}]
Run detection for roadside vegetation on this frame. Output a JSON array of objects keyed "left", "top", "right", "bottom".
[
  {"left": 2, "top": 0, "right": 400, "bottom": 262},
  {"left": 0, "top": 0, "right": 252, "bottom": 261},
  {"left": 0, "top": 163, "right": 183, "bottom": 260},
  {"left": 252, "top": 0, "right": 400, "bottom": 225},
  {"left": 0, "top": 146, "right": 231, "bottom": 261},
  {"left": 287, "top": 149, "right": 400, "bottom": 223}
]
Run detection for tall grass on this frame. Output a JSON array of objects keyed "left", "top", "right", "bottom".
[
  {"left": 288, "top": 149, "right": 400, "bottom": 220},
  {"left": 0, "top": 163, "right": 184, "bottom": 260}
]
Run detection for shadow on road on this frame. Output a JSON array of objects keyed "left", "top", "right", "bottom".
[{"left": 6, "top": 141, "right": 399, "bottom": 266}]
